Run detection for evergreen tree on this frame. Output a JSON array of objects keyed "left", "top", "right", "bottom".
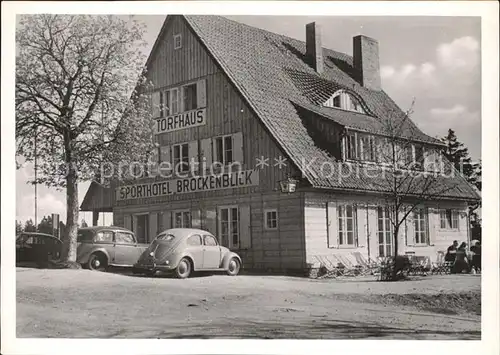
[
  {"left": 37, "top": 215, "right": 54, "bottom": 235},
  {"left": 441, "top": 129, "right": 480, "bottom": 190},
  {"left": 16, "top": 220, "right": 23, "bottom": 235},
  {"left": 24, "top": 219, "right": 37, "bottom": 232}
]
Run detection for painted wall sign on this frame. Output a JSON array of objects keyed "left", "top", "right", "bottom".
[
  {"left": 155, "top": 108, "right": 206, "bottom": 134},
  {"left": 116, "top": 169, "right": 259, "bottom": 201}
]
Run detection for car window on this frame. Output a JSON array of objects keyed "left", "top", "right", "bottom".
[
  {"left": 187, "top": 235, "right": 202, "bottom": 246},
  {"left": 115, "top": 232, "right": 135, "bottom": 244},
  {"left": 203, "top": 235, "right": 218, "bottom": 246},
  {"left": 95, "top": 231, "right": 113, "bottom": 243},
  {"left": 77, "top": 230, "right": 94, "bottom": 242},
  {"left": 156, "top": 234, "right": 175, "bottom": 242},
  {"left": 24, "top": 236, "right": 35, "bottom": 245}
]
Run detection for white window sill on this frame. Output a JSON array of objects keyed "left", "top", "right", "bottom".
[{"left": 329, "top": 245, "right": 364, "bottom": 250}]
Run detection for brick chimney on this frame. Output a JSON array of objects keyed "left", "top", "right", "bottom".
[
  {"left": 306, "top": 22, "right": 323, "bottom": 74},
  {"left": 353, "top": 35, "right": 381, "bottom": 91}
]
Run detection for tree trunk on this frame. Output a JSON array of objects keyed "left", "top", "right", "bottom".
[{"left": 61, "top": 162, "right": 79, "bottom": 262}]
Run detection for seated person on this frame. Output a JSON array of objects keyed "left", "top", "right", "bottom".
[
  {"left": 445, "top": 240, "right": 459, "bottom": 262},
  {"left": 451, "top": 242, "right": 470, "bottom": 274}
]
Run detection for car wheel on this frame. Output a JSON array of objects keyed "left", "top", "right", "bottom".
[
  {"left": 88, "top": 253, "right": 108, "bottom": 272},
  {"left": 175, "top": 258, "right": 192, "bottom": 279},
  {"left": 226, "top": 258, "right": 241, "bottom": 276}
]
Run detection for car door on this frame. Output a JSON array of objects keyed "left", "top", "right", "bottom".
[
  {"left": 94, "top": 230, "right": 115, "bottom": 262},
  {"left": 185, "top": 234, "right": 204, "bottom": 270},
  {"left": 202, "top": 234, "right": 222, "bottom": 269},
  {"left": 114, "top": 231, "right": 141, "bottom": 266}
]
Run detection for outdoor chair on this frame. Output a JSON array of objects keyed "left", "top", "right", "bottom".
[
  {"left": 335, "top": 255, "right": 362, "bottom": 277},
  {"left": 431, "top": 251, "right": 453, "bottom": 275},
  {"left": 408, "top": 256, "right": 431, "bottom": 276},
  {"left": 351, "top": 251, "right": 379, "bottom": 275}
]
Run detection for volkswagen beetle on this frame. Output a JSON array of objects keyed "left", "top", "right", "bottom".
[{"left": 133, "top": 228, "right": 242, "bottom": 279}]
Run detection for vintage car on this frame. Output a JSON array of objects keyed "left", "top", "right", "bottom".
[
  {"left": 16, "top": 232, "right": 62, "bottom": 265},
  {"left": 133, "top": 228, "right": 242, "bottom": 279},
  {"left": 76, "top": 226, "right": 149, "bottom": 271}
]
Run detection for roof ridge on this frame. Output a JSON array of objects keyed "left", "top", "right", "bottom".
[{"left": 185, "top": 15, "right": 353, "bottom": 60}]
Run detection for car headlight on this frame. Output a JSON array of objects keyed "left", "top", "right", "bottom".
[{"left": 164, "top": 260, "right": 169, "bottom": 265}]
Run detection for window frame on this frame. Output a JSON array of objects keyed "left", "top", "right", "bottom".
[
  {"left": 94, "top": 230, "right": 114, "bottom": 244},
  {"left": 203, "top": 234, "right": 218, "bottom": 246},
  {"left": 173, "top": 209, "right": 192, "bottom": 229},
  {"left": 377, "top": 206, "right": 393, "bottom": 257},
  {"left": 413, "top": 208, "right": 429, "bottom": 245},
  {"left": 172, "top": 142, "right": 190, "bottom": 173},
  {"left": 115, "top": 231, "right": 136, "bottom": 245},
  {"left": 337, "top": 205, "right": 357, "bottom": 247},
  {"left": 264, "top": 208, "right": 278, "bottom": 230},
  {"left": 213, "top": 134, "right": 234, "bottom": 166},
  {"left": 218, "top": 205, "right": 239, "bottom": 249},
  {"left": 439, "top": 209, "right": 459, "bottom": 230},
  {"left": 186, "top": 234, "right": 202, "bottom": 246},
  {"left": 173, "top": 33, "right": 182, "bottom": 49},
  {"left": 182, "top": 82, "right": 198, "bottom": 112}
]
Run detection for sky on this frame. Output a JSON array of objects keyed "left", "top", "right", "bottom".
[{"left": 15, "top": 15, "right": 481, "bottom": 226}]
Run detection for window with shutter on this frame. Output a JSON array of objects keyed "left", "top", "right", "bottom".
[
  {"left": 187, "top": 140, "right": 199, "bottom": 174},
  {"left": 170, "top": 88, "right": 179, "bottom": 114},
  {"left": 173, "top": 143, "right": 189, "bottom": 173},
  {"left": 152, "top": 91, "right": 161, "bottom": 118},
  {"left": 196, "top": 79, "right": 207, "bottom": 108},
  {"left": 200, "top": 138, "right": 212, "bottom": 172},
  {"left": 182, "top": 83, "right": 197, "bottom": 111},
  {"left": 326, "top": 202, "right": 338, "bottom": 248},
  {"left": 337, "top": 205, "right": 357, "bottom": 246}
]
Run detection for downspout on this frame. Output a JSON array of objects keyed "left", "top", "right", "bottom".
[{"left": 366, "top": 203, "right": 371, "bottom": 261}]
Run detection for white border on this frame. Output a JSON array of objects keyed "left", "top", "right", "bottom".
[{"left": 2, "top": 2, "right": 499, "bottom": 355}]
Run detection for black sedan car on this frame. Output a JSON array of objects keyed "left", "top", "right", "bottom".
[{"left": 16, "top": 232, "right": 62, "bottom": 265}]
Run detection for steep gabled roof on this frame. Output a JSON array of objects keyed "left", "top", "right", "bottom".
[{"left": 149, "top": 15, "right": 478, "bottom": 201}]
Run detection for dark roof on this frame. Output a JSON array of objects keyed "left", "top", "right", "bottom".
[
  {"left": 181, "top": 16, "right": 479, "bottom": 201},
  {"left": 80, "top": 181, "right": 114, "bottom": 212}
]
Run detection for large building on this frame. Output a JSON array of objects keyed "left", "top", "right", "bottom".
[{"left": 81, "top": 15, "right": 480, "bottom": 275}]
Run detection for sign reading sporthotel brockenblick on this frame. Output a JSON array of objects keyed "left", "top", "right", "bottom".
[
  {"left": 116, "top": 170, "right": 259, "bottom": 201},
  {"left": 155, "top": 108, "right": 206, "bottom": 134}
]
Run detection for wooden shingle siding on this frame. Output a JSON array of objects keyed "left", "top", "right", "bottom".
[
  {"left": 114, "top": 190, "right": 306, "bottom": 271},
  {"left": 119, "top": 16, "right": 302, "bottom": 207}
]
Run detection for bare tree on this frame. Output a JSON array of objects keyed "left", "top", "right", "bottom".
[
  {"left": 362, "top": 100, "right": 459, "bottom": 278},
  {"left": 16, "top": 15, "right": 155, "bottom": 263}
]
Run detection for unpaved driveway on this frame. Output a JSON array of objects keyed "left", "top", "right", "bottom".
[{"left": 16, "top": 268, "right": 481, "bottom": 339}]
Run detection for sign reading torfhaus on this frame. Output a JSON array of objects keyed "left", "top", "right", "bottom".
[
  {"left": 116, "top": 170, "right": 259, "bottom": 201},
  {"left": 155, "top": 108, "right": 206, "bottom": 134}
]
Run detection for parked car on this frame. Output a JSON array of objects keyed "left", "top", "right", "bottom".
[
  {"left": 16, "top": 232, "right": 62, "bottom": 265},
  {"left": 133, "top": 228, "right": 242, "bottom": 279},
  {"left": 77, "top": 226, "right": 149, "bottom": 271}
]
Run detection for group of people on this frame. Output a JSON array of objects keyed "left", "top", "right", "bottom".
[{"left": 445, "top": 240, "right": 481, "bottom": 274}]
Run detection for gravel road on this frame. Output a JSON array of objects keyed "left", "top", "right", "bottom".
[{"left": 16, "top": 268, "right": 481, "bottom": 339}]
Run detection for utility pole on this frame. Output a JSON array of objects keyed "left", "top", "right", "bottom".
[{"left": 34, "top": 127, "right": 38, "bottom": 230}]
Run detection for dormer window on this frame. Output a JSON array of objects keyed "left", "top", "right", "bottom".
[{"left": 324, "top": 90, "right": 365, "bottom": 113}]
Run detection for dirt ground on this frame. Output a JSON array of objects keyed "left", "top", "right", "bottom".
[{"left": 16, "top": 267, "right": 481, "bottom": 339}]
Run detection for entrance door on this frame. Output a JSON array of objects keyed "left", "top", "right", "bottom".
[
  {"left": 377, "top": 207, "right": 393, "bottom": 257},
  {"left": 219, "top": 206, "right": 239, "bottom": 249},
  {"left": 135, "top": 214, "right": 149, "bottom": 244}
]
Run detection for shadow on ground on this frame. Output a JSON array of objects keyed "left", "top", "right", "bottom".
[{"left": 99, "top": 318, "right": 481, "bottom": 340}]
